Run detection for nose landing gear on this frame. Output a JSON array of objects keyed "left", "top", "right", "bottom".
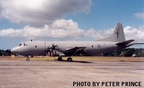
[
  {"left": 26, "top": 56, "right": 30, "bottom": 61},
  {"left": 26, "top": 55, "right": 31, "bottom": 61}
]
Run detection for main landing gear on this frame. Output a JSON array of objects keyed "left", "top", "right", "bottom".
[
  {"left": 57, "top": 56, "right": 73, "bottom": 62},
  {"left": 67, "top": 57, "right": 72, "bottom": 62},
  {"left": 58, "top": 56, "right": 62, "bottom": 61}
]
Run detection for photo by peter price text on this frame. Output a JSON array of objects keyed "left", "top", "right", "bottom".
[{"left": 73, "top": 81, "right": 142, "bottom": 87}]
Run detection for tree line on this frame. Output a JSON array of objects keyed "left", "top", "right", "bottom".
[
  {"left": 103, "top": 48, "right": 144, "bottom": 57},
  {"left": 0, "top": 49, "right": 11, "bottom": 56}
]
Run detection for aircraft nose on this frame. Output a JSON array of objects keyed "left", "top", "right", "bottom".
[{"left": 11, "top": 47, "right": 19, "bottom": 54}]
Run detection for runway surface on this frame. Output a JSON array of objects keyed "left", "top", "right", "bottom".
[{"left": 0, "top": 58, "right": 143, "bottom": 88}]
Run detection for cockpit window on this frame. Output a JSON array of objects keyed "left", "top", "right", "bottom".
[
  {"left": 23, "top": 42, "right": 28, "bottom": 46},
  {"left": 19, "top": 44, "right": 22, "bottom": 46},
  {"left": 19, "top": 42, "right": 28, "bottom": 46}
]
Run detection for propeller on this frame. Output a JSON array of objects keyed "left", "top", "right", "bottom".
[{"left": 47, "top": 44, "right": 57, "bottom": 56}]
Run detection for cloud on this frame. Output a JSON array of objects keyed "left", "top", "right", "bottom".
[
  {"left": 0, "top": 0, "right": 92, "bottom": 26},
  {"left": 0, "top": 19, "right": 84, "bottom": 39},
  {"left": 134, "top": 12, "right": 144, "bottom": 19},
  {"left": 0, "top": 19, "right": 144, "bottom": 43},
  {"left": 84, "top": 28, "right": 113, "bottom": 40},
  {"left": 124, "top": 26, "right": 144, "bottom": 42}
]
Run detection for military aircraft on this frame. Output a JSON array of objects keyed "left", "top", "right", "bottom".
[{"left": 11, "top": 23, "right": 134, "bottom": 61}]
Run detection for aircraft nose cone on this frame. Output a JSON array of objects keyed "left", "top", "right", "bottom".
[
  {"left": 11, "top": 48, "right": 16, "bottom": 53},
  {"left": 11, "top": 47, "right": 19, "bottom": 54}
]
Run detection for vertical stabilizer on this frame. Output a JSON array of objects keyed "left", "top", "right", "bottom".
[{"left": 99, "top": 23, "right": 125, "bottom": 42}]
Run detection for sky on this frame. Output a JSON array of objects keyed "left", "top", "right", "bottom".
[{"left": 0, "top": 0, "right": 144, "bottom": 49}]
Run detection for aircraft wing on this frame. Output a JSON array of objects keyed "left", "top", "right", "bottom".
[{"left": 65, "top": 47, "right": 86, "bottom": 56}]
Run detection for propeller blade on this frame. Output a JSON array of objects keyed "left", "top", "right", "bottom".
[{"left": 47, "top": 44, "right": 58, "bottom": 56}]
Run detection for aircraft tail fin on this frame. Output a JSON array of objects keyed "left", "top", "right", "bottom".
[{"left": 99, "top": 23, "right": 125, "bottom": 42}]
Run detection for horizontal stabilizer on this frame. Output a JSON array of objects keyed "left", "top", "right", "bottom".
[
  {"left": 116, "top": 39, "right": 134, "bottom": 47},
  {"left": 131, "top": 43, "right": 144, "bottom": 44},
  {"left": 127, "top": 43, "right": 144, "bottom": 47}
]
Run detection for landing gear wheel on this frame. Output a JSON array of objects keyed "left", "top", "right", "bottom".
[
  {"left": 67, "top": 57, "right": 72, "bottom": 62},
  {"left": 58, "top": 56, "right": 62, "bottom": 61},
  {"left": 26, "top": 58, "right": 30, "bottom": 61},
  {"left": 26, "top": 57, "right": 30, "bottom": 61}
]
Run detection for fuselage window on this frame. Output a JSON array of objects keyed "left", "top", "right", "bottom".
[
  {"left": 19, "top": 43, "right": 28, "bottom": 46},
  {"left": 35, "top": 45, "right": 37, "bottom": 48},
  {"left": 91, "top": 45, "right": 94, "bottom": 47}
]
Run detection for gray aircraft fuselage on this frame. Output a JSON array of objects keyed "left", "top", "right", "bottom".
[
  {"left": 11, "top": 41, "right": 118, "bottom": 56},
  {"left": 11, "top": 23, "right": 134, "bottom": 61}
]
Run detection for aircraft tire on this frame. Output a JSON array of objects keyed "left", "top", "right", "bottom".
[
  {"left": 67, "top": 57, "right": 72, "bottom": 62},
  {"left": 26, "top": 56, "right": 30, "bottom": 61},
  {"left": 58, "top": 57, "right": 62, "bottom": 61},
  {"left": 26, "top": 58, "right": 30, "bottom": 61}
]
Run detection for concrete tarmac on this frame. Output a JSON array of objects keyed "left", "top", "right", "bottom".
[{"left": 0, "top": 59, "right": 143, "bottom": 88}]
